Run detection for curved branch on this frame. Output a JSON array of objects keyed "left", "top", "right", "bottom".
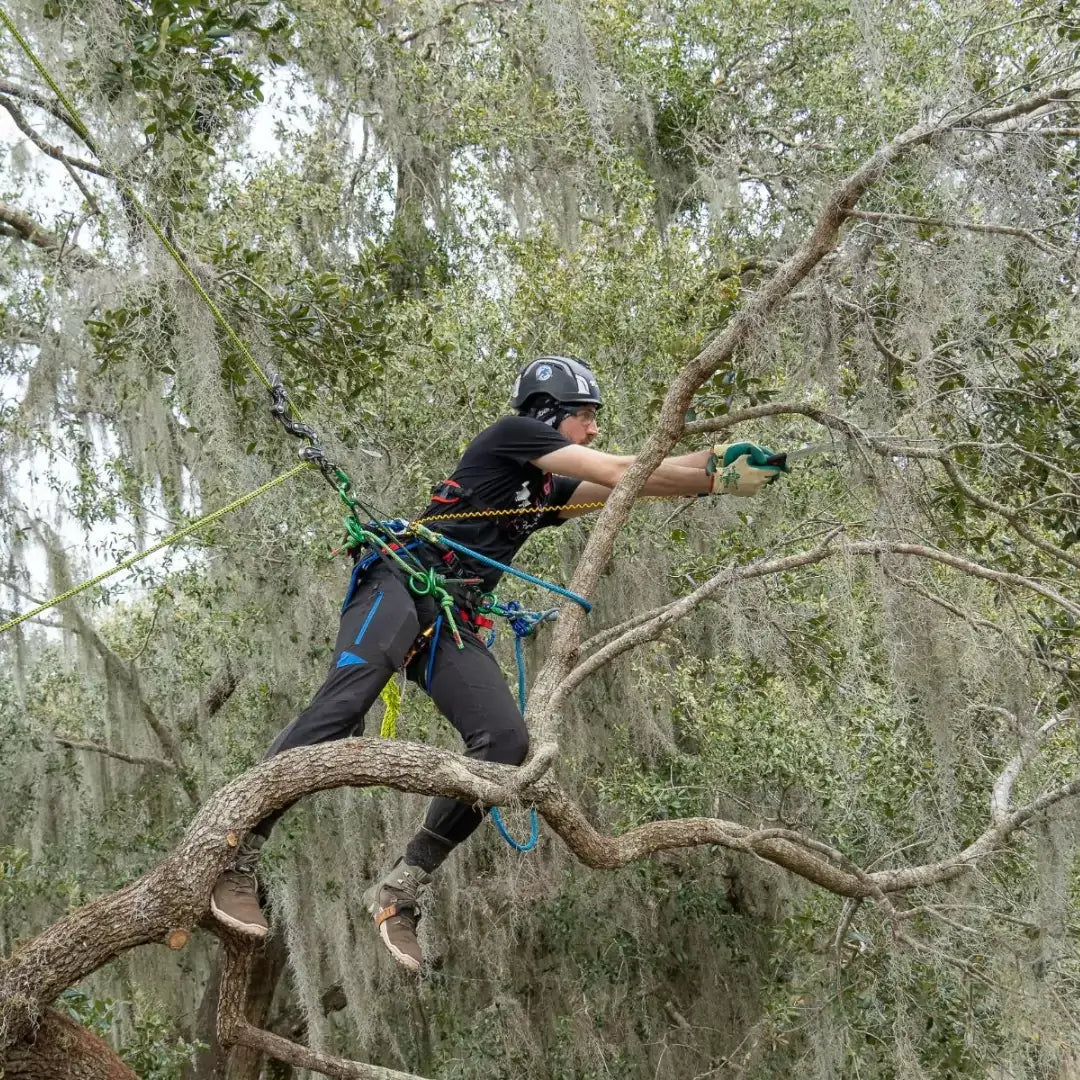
[
  {"left": 569, "top": 538, "right": 1080, "bottom": 704},
  {"left": 991, "top": 714, "right": 1075, "bottom": 824},
  {"left": 4, "top": 721, "right": 1079, "bottom": 1065}
]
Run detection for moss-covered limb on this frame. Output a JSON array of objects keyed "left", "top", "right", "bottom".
[
  {"left": 0, "top": 78, "right": 101, "bottom": 152},
  {"left": 844, "top": 209, "right": 1066, "bottom": 257},
  {"left": 687, "top": 403, "right": 1080, "bottom": 574},
  {"left": 1, "top": 1007, "right": 137, "bottom": 1079},
  {"left": 4, "top": 716, "right": 1077, "bottom": 1065},
  {"left": 567, "top": 539, "right": 1080, "bottom": 699},
  {"left": 525, "top": 81, "right": 1080, "bottom": 749},
  {"left": 52, "top": 736, "right": 177, "bottom": 771},
  {"left": 0, "top": 93, "right": 110, "bottom": 180}
]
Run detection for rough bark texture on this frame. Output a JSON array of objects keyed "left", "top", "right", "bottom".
[{"left": 2, "top": 1008, "right": 137, "bottom": 1079}]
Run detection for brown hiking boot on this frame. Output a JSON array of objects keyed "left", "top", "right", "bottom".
[
  {"left": 210, "top": 838, "right": 268, "bottom": 938},
  {"left": 363, "top": 859, "right": 432, "bottom": 973}
]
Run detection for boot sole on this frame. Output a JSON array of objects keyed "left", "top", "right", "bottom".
[{"left": 209, "top": 895, "right": 269, "bottom": 938}]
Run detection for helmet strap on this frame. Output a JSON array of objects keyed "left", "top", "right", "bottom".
[{"left": 520, "top": 397, "right": 574, "bottom": 429}]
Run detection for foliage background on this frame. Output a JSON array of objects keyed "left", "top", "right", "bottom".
[{"left": 1, "top": 1, "right": 1079, "bottom": 1077}]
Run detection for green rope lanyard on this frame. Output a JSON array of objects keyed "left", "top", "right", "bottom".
[{"left": 0, "top": 462, "right": 312, "bottom": 635}]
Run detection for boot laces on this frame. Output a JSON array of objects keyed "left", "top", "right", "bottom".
[{"left": 232, "top": 844, "right": 261, "bottom": 877}]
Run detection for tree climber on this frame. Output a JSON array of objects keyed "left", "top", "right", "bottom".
[{"left": 210, "top": 356, "right": 786, "bottom": 972}]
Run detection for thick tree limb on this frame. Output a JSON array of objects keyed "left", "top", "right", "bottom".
[
  {"left": 3, "top": 723, "right": 1077, "bottom": 1066},
  {"left": 0, "top": 200, "right": 99, "bottom": 269},
  {"left": 1, "top": 1007, "right": 137, "bottom": 1079}
]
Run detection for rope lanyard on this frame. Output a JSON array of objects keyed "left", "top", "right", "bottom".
[
  {"left": 484, "top": 602, "right": 549, "bottom": 853},
  {"left": 0, "top": 463, "right": 312, "bottom": 635},
  {"left": 417, "top": 494, "right": 695, "bottom": 523}
]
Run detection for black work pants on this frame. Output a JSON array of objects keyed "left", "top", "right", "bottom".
[{"left": 256, "top": 560, "right": 529, "bottom": 849}]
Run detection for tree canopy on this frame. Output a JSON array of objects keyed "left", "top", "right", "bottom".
[{"left": 1, "top": 2, "right": 1079, "bottom": 1078}]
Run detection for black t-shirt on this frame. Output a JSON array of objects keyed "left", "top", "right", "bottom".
[{"left": 416, "top": 415, "right": 581, "bottom": 590}]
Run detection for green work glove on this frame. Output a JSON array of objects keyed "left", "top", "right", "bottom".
[{"left": 706, "top": 441, "right": 789, "bottom": 497}]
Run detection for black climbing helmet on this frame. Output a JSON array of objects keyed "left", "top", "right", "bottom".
[{"left": 510, "top": 356, "right": 603, "bottom": 413}]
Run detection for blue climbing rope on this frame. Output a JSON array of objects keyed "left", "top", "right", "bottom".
[
  {"left": 427, "top": 532, "right": 592, "bottom": 613},
  {"left": 360, "top": 519, "right": 581, "bottom": 853},
  {"left": 378, "top": 519, "right": 592, "bottom": 613},
  {"left": 484, "top": 600, "right": 555, "bottom": 853}
]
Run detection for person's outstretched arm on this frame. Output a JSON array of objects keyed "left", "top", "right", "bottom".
[{"left": 532, "top": 444, "right": 780, "bottom": 519}]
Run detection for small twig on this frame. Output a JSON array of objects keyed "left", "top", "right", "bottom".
[
  {"left": 53, "top": 737, "right": 176, "bottom": 771},
  {"left": 845, "top": 208, "right": 1066, "bottom": 257}
]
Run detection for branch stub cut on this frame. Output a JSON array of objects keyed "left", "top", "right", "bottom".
[{"left": 165, "top": 928, "right": 189, "bottom": 951}]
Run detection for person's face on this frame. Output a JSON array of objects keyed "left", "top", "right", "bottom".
[{"left": 558, "top": 404, "right": 600, "bottom": 445}]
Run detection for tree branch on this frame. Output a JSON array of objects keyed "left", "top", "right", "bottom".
[
  {"left": 53, "top": 736, "right": 177, "bottom": 771},
  {"left": 0, "top": 200, "right": 99, "bottom": 269},
  {"left": 0, "top": 78, "right": 100, "bottom": 152},
  {"left": 684, "top": 403, "right": 1080, "bottom": 573},
  {"left": 991, "top": 713, "right": 1074, "bottom": 825},
  {"left": 568, "top": 537, "right": 1079, "bottom": 705},
  {"left": 219, "top": 942, "right": 429, "bottom": 1080},
  {"left": 844, "top": 208, "right": 1066, "bottom": 256},
  {"left": 4, "top": 723, "right": 1079, "bottom": 1063},
  {"left": 0, "top": 94, "right": 110, "bottom": 178},
  {"left": 526, "top": 81, "right": 1080, "bottom": 748}
]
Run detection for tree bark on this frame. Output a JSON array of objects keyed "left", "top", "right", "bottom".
[{"left": 3, "top": 1008, "right": 137, "bottom": 1079}]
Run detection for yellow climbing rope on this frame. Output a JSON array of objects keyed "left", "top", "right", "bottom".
[
  {"left": 379, "top": 676, "right": 402, "bottom": 738},
  {"left": 416, "top": 494, "right": 690, "bottom": 523},
  {"left": 0, "top": 463, "right": 312, "bottom": 634}
]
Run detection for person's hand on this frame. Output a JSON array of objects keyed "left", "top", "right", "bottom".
[{"left": 706, "top": 442, "right": 789, "bottom": 497}]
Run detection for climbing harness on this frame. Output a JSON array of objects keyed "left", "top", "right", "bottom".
[{"left": 341, "top": 518, "right": 585, "bottom": 852}]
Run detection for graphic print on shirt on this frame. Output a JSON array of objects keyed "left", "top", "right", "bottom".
[{"left": 504, "top": 473, "right": 556, "bottom": 542}]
